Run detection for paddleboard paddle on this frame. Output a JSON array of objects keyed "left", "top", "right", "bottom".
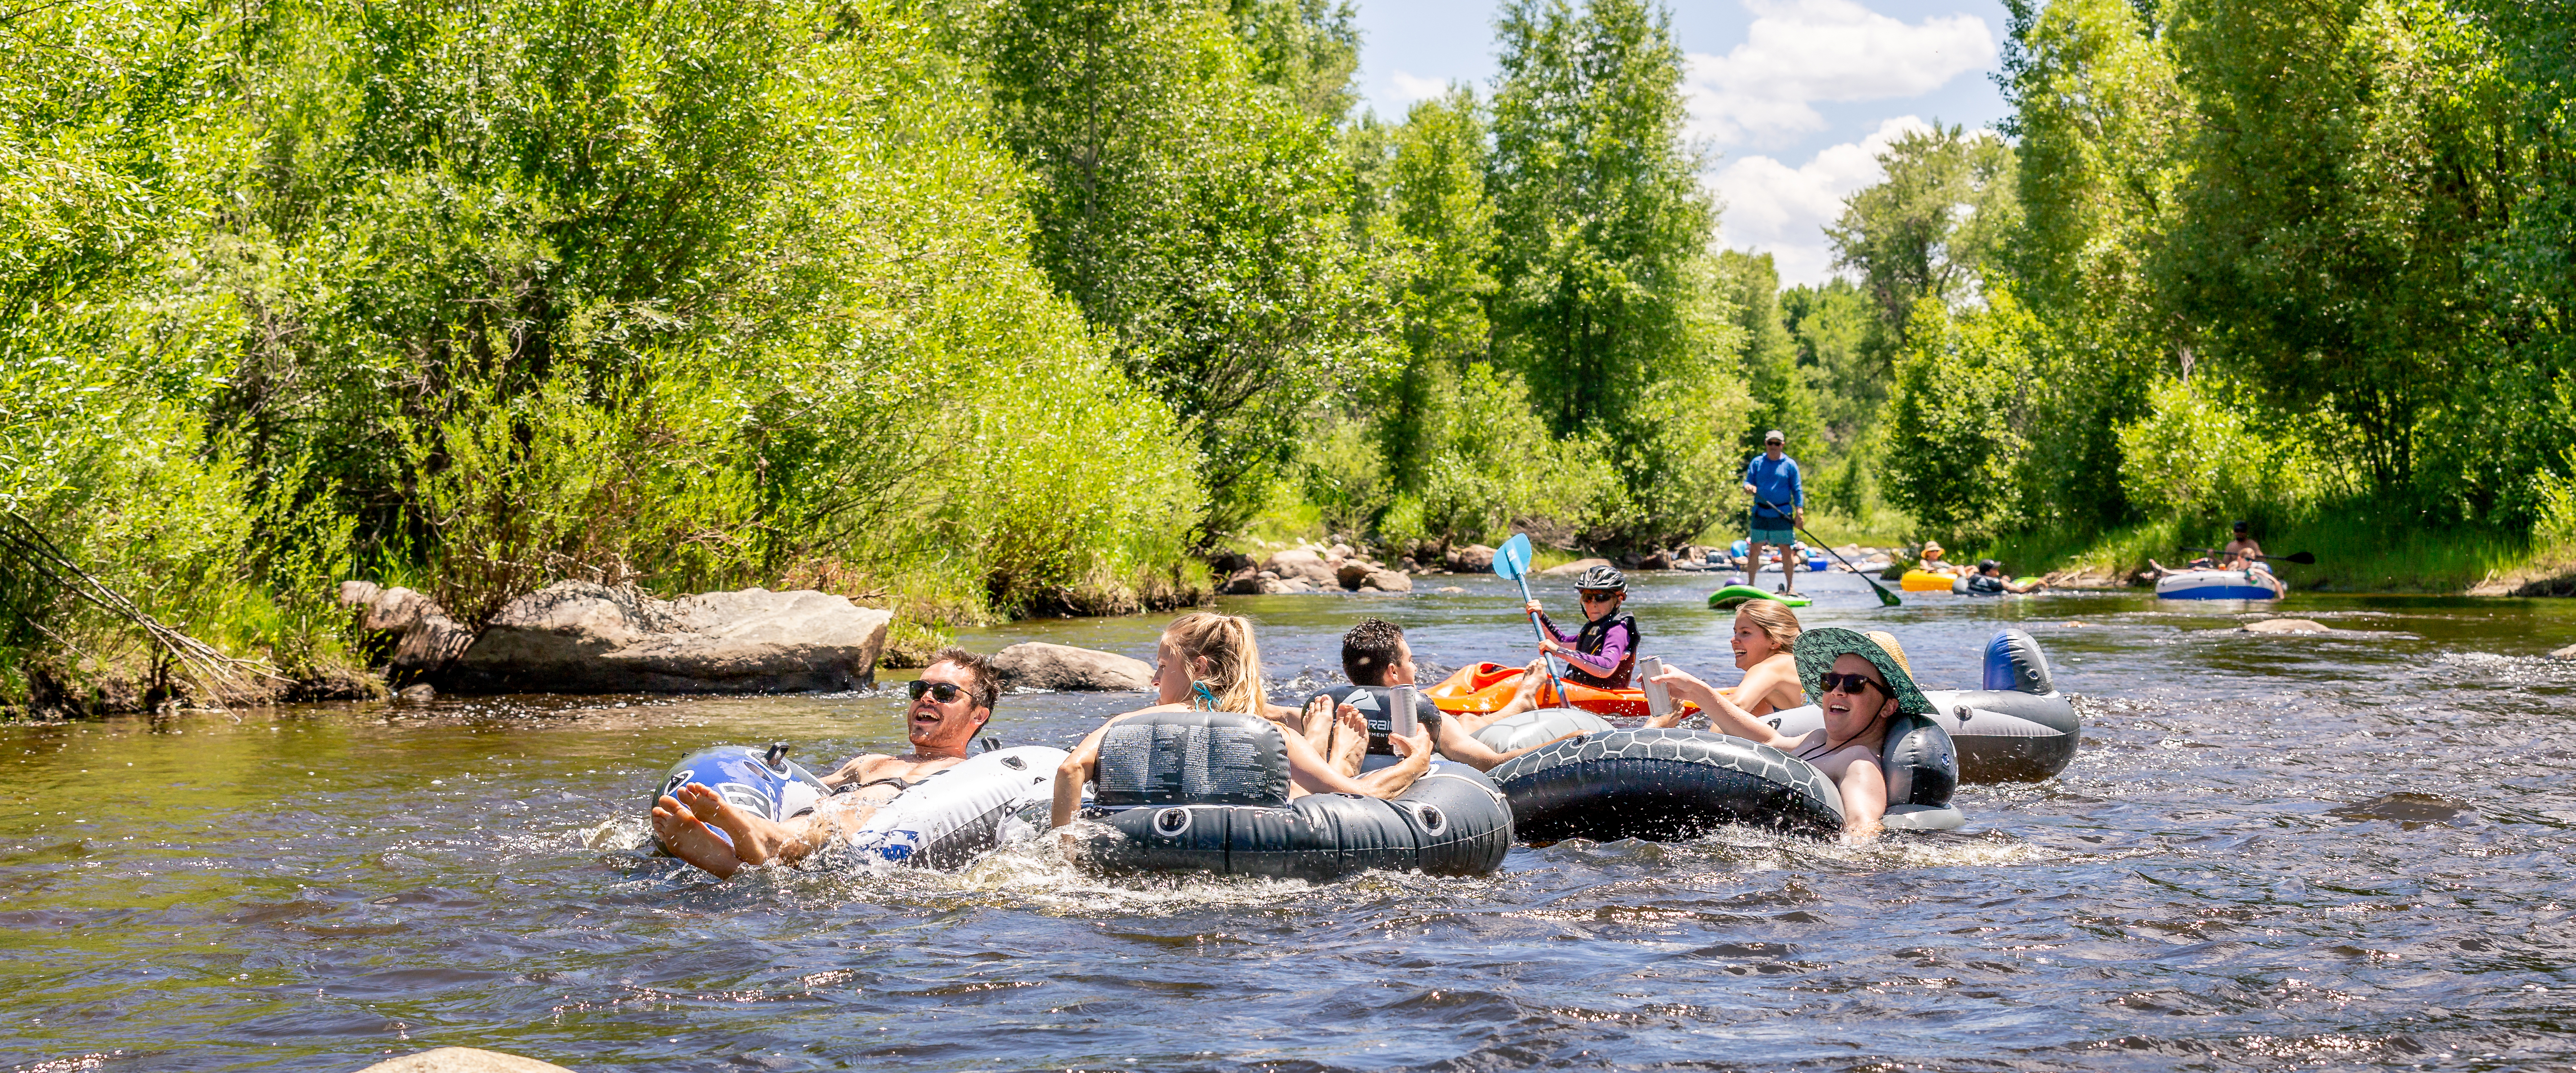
[
  {"left": 1762, "top": 499, "right": 1901, "bottom": 608},
  {"left": 1492, "top": 533, "right": 1569, "bottom": 707}
]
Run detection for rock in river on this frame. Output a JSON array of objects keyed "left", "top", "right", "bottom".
[
  {"left": 990, "top": 641, "right": 1155, "bottom": 691},
  {"left": 1540, "top": 557, "right": 1615, "bottom": 577},
  {"left": 441, "top": 582, "right": 890, "bottom": 694},
  {"left": 2240, "top": 618, "right": 2332, "bottom": 634},
  {"left": 2550, "top": 643, "right": 2576, "bottom": 661},
  {"left": 349, "top": 1048, "right": 577, "bottom": 1073}
]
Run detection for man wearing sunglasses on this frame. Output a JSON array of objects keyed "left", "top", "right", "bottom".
[{"left": 651, "top": 648, "right": 1001, "bottom": 875}]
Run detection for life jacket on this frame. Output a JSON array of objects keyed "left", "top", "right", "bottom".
[{"left": 1562, "top": 613, "right": 1640, "bottom": 689}]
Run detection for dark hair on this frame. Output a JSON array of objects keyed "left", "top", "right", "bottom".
[
  {"left": 925, "top": 647, "right": 999, "bottom": 712},
  {"left": 1341, "top": 618, "right": 1407, "bottom": 684},
  {"left": 2232, "top": 520, "right": 2250, "bottom": 532}
]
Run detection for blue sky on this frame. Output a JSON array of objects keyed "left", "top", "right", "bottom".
[{"left": 1350, "top": 0, "right": 2013, "bottom": 287}]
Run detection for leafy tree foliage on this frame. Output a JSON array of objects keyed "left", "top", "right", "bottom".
[
  {"left": 1486, "top": 0, "right": 1748, "bottom": 550},
  {"left": 974, "top": 0, "right": 1391, "bottom": 533}
]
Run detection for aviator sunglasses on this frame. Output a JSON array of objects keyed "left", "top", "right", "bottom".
[
  {"left": 1815, "top": 672, "right": 1884, "bottom": 697},
  {"left": 907, "top": 680, "right": 969, "bottom": 702}
]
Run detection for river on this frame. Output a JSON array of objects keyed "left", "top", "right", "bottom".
[{"left": 5, "top": 572, "right": 2574, "bottom": 1072}]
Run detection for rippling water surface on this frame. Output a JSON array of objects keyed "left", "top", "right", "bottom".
[{"left": 6, "top": 574, "right": 2575, "bottom": 1072}]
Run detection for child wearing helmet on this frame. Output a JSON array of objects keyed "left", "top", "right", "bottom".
[{"left": 1523, "top": 564, "right": 1642, "bottom": 689}]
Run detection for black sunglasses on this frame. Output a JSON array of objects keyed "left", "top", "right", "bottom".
[
  {"left": 1579, "top": 590, "right": 1620, "bottom": 602},
  {"left": 1816, "top": 672, "right": 1883, "bottom": 696},
  {"left": 907, "top": 680, "right": 969, "bottom": 703}
]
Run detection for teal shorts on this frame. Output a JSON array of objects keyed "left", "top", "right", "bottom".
[{"left": 1748, "top": 522, "right": 1794, "bottom": 545}]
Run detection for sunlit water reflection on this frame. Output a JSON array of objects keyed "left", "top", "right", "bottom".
[{"left": 5, "top": 573, "right": 2574, "bottom": 1071}]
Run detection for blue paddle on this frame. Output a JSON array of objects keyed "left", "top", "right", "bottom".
[{"left": 1492, "top": 534, "right": 1568, "bottom": 706}]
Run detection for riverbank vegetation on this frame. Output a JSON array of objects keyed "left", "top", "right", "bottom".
[{"left": 6, "top": 0, "right": 2573, "bottom": 713}]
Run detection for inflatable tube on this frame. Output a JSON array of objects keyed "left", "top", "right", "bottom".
[
  {"left": 1707, "top": 584, "right": 1811, "bottom": 609},
  {"left": 842, "top": 745, "right": 1064, "bottom": 867},
  {"left": 654, "top": 745, "right": 831, "bottom": 842},
  {"left": 1427, "top": 662, "right": 1699, "bottom": 719},
  {"left": 653, "top": 744, "right": 1062, "bottom": 869},
  {"left": 1488, "top": 729, "right": 1845, "bottom": 842},
  {"left": 2156, "top": 568, "right": 2285, "bottom": 600},
  {"left": 1470, "top": 706, "right": 1618, "bottom": 753},
  {"left": 1901, "top": 569, "right": 1957, "bottom": 592},
  {"left": 1077, "top": 711, "right": 1512, "bottom": 881},
  {"left": 1765, "top": 628, "right": 2079, "bottom": 782}
]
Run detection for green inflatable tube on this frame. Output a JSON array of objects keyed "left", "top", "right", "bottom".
[{"left": 1707, "top": 584, "right": 1812, "bottom": 609}]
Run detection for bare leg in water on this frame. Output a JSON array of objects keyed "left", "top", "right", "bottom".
[{"left": 1446, "top": 660, "right": 1553, "bottom": 737}]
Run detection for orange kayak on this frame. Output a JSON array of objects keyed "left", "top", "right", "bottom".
[{"left": 1425, "top": 662, "right": 1699, "bottom": 720}]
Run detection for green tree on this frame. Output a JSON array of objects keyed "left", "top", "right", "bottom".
[
  {"left": 1827, "top": 123, "right": 2021, "bottom": 344},
  {"left": 1778, "top": 278, "right": 1881, "bottom": 444},
  {"left": 1716, "top": 250, "right": 1823, "bottom": 456},
  {"left": 1881, "top": 292, "right": 2047, "bottom": 538},
  {"left": 1486, "top": 0, "right": 1747, "bottom": 549},
  {"left": 2161, "top": 0, "right": 2518, "bottom": 494},
  {"left": 976, "top": 0, "right": 1392, "bottom": 533}
]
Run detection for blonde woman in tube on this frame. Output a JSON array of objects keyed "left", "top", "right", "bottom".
[
  {"left": 1049, "top": 612, "right": 1435, "bottom": 834},
  {"left": 1641, "top": 599, "right": 1806, "bottom": 728}
]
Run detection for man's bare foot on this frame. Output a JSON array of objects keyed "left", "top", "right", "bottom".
[
  {"left": 652, "top": 795, "right": 741, "bottom": 879},
  {"left": 1330, "top": 705, "right": 1367, "bottom": 777},
  {"left": 675, "top": 782, "right": 803, "bottom": 867}
]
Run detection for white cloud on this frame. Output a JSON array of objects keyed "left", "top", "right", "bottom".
[
  {"left": 1388, "top": 70, "right": 1450, "bottom": 104},
  {"left": 1711, "top": 115, "right": 1932, "bottom": 287},
  {"left": 1685, "top": 0, "right": 1994, "bottom": 148}
]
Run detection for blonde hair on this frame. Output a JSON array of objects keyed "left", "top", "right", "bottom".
[
  {"left": 1163, "top": 612, "right": 1266, "bottom": 715},
  {"left": 1735, "top": 600, "right": 1803, "bottom": 649}
]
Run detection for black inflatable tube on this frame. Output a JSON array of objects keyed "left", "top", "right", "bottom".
[
  {"left": 1079, "top": 761, "right": 1513, "bottom": 881},
  {"left": 1488, "top": 729, "right": 1843, "bottom": 844}
]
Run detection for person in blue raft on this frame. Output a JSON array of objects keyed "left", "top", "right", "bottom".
[{"left": 1742, "top": 429, "right": 1805, "bottom": 596}]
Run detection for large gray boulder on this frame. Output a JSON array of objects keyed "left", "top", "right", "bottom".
[
  {"left": 1446, "top": 544, "right": 1496, "bottom": 572},
  {"left": 1541, "top": 556, "right": 1615, "bottom": 577},
  {"left": 441, "top": 582, "right": 889, "bottom": 694},
  {"left": 990, "top": 641, "right": 1155, "bottom": 691},
  {"left": 1264, "top": 548, "right": 1339, "bottom": 587},
  {"left": 350, "top": 1048, "right": 574, "bottom": 1073},
  {"left": 1360, "top": 569, "right": 1413, "bottom": 593},
  {"left": 2549, "top": 643, "right": 2576, "bottom": 660}
]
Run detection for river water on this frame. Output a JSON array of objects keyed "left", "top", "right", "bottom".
[{"left": 6, "top": 572, "right": 2575, "bottom": 1072}]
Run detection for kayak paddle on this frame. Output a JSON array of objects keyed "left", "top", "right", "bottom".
[
  {"left": 2180, "top": 545, "right": 2316, "bottom": 565},
  {"left": 1491, "top": 533, "right": 1569, "bottom": 706},
  {"left": 1762, "top": 499, "right": 1901, "bottom": 608}
]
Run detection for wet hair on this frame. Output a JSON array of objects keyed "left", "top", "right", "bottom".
[
  {"left": 1734, "top": 599, "right": 1803, "bottom": 649},
  {"left": 925, "top": 647, "right": 1000, "bottom": 713},
  {"left": 1341, "top": 618, "right": 1407, "bottom": 684},
  {"left": 1164, "top": 611, "right": 1266, "bottom": 715}
]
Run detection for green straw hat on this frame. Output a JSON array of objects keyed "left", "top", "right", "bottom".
[{"left": 1791, "top": 627, "right": 1932, "bottom": 717}]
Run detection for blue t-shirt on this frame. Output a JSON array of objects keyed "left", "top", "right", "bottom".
[{"left": 1743, "top": 454, "right": 1803, "bottom": 520}]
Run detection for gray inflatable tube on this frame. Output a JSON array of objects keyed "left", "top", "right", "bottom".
[
  {"left": 1076, "top": 711, "right": 1513, "bottom": 881},
  {"left": 1765, "top": 628, "right": 2080, "bottom": 783},
  {"left": 654, "top": 743, "right": 1063, "bottom": 869}
]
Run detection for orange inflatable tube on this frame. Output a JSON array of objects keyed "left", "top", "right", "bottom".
[{"left": 1425, "top": 662, "right": 1700, "bottom": 720}]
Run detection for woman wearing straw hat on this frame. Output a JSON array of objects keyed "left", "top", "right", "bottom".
[{"left": 1647, "top": 627, "right": 1932, "bottom": 839}]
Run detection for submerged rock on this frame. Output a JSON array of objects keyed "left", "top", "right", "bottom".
[
  {"left": 990, "top": 641, "right": 1155, "bottom": 691},
  {"left": 2240, "top": 618, "right": 2331, "bottom": 634},
  {"left": 441, "top": 582, "right": 890, "bottom": 694},
  {"left": 349, "top": 1048, "right": 576, "bottom": 1073}
]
